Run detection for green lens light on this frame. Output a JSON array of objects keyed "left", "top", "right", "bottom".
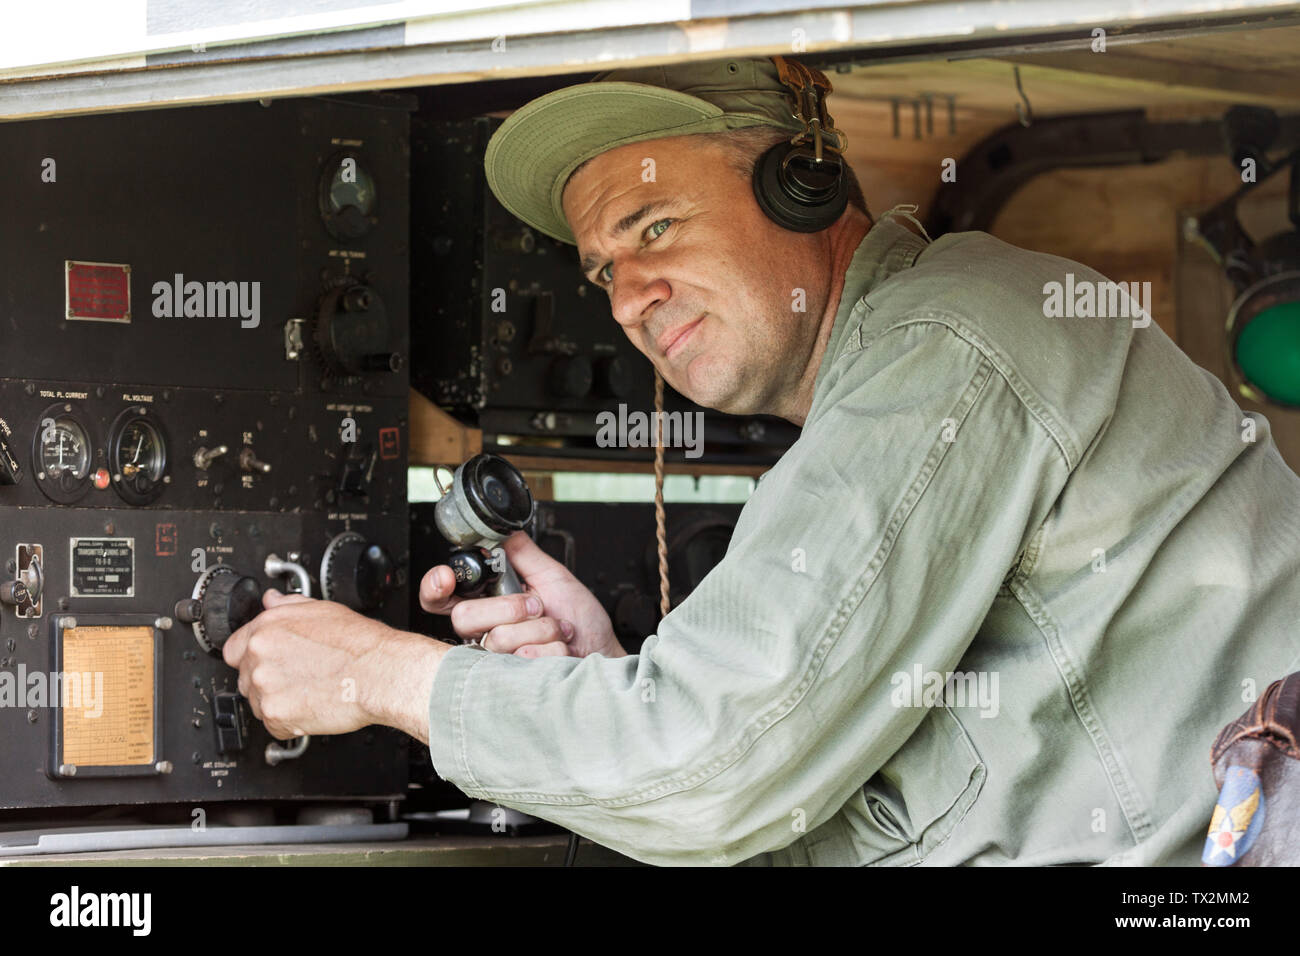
[{"left": 1235, "top": 300, "right": 1300, "bottom": 406}]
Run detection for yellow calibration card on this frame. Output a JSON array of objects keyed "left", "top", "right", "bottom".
[{"left": 61, "top": 625, "right": 155, "bottom": 767}]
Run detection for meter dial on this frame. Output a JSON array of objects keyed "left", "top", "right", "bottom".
[
  {"left": 109, "top": 406, "right": 169, "bottom": 505},
  {"left": 31, "top": 403, "right": 95, "bottom": 504},
  {"left": 318, "top": 151, "right": 377, "bottom": 240},
  {"left": 41, "top": 420, "right": 89, "bottom": 479}
]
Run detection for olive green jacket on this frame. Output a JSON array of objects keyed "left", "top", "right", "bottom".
[{"left": 426, "top": 215, "right": 1300, "bottom": 866}]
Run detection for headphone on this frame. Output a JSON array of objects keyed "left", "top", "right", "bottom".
[{"left": 752, "top": 56, "right": 850, "bottom": 233}]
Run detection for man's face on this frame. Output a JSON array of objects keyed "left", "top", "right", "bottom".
[{"left": 561, "top": 134, "right": 835, "bottom": 416}]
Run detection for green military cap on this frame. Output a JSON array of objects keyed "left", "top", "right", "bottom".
[{"left": 483, "top": 56, "right": 824, "bottom": 247}]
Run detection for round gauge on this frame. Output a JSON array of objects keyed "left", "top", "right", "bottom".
[
  {"left": 40, "top": 419, "right": 89, "bottom": 479},
  {"left": 109, "top": 406, "right": 169, "bottom": 505},
  {"left": 31, "top": 403, "right": 95, "bottom": 504},
  {"left": 318, "top": 151, "right": 377, "bottom": 240}
]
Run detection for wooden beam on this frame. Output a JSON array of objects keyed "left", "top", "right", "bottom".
[
  {"left": 410, "top": 390, "right": 770, "bottom": 477},
  {"left": 997, "top": 52, "right": 1300, "bottom": 110},
  {"left": 409, "top": 389, "right": 481, "bottom": 467},
  {"left": 496, "top": 453, "right": 770, "bottom": 479}
]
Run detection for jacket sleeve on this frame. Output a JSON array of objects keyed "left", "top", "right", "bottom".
[{"left": 425, "top": 316, "right": 1071, "bottom": 865}]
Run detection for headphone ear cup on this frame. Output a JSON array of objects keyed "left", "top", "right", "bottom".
[{"left": 752, "top": 140, "right": 848, "bottom": 233}]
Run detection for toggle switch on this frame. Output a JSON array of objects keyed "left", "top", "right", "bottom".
[
  {"left": 213, "top": 692, "right": 247, "bottom": 753},
  {"left": 193, "top": 445, "right": 228, "bottom": 470},
  {"left": 239, "top": 447, "right": 271, "bottom": 474}
]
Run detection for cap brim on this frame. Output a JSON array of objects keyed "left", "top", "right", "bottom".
[{"left": 485, "top": 82, "right": 742, "bottom": 247}]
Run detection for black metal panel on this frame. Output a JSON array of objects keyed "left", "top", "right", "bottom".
[
  {"left": 0, "top": 96, "right": 413, "bottom": 811},
  {"left": 1, "top": 99, "right": 409, "bottom": 397},
  {"left": 0, "top": 508, "right": 408, "bottom": 808}
]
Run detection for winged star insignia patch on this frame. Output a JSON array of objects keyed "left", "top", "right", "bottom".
[{"left": 1202, "top": 765, "right": 1266, "bottom": 866}]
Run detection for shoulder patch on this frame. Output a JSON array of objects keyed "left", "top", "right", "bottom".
[{"left": 1202, "top": 765, "right": 1266, "bottom": 865}]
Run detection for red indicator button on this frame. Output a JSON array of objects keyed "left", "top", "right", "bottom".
[{"left": 93, "top": 468, "right": 111, "bottom": 490}]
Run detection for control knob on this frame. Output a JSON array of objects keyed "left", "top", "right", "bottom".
[
  {"left": 547, "top": 356, "right": 592, "bottom": 398},
  {"left": 320, "top": 531, "right": 395, "bottom": 612},
  {"left": 314, "top": 283, "right": 400, "bottom": 376},
  {"left": 180, "top": 565, "right": 263, "bottom": 653}
]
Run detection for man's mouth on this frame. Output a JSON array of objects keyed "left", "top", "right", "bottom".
[{"left": 659, "top": 313, "right": 705, "bottom": 359}]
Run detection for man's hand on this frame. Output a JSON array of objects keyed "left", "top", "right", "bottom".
[
  {"left": 223, "top": 589, "right": 448, "bottom": 743},
  {"left": 420, "top": 531, "right": 628, "bottom": 659}
]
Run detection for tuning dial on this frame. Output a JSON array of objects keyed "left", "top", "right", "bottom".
[
  {"left": 594, "top": 356, "right": 632, "bottom": 399},
  {"left": 314, "top": 283, "right": 399, "bottom": 376},
  {"left": 320, "top": 531, "right": 395, "bottom": 612},
  {"left": 186, "top": 565, "right": 263, "bottom": 653},
  {"left": 547, "top": 356, "right": 592, "bottom": 398}
]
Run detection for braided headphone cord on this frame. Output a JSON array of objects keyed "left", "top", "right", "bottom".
[{"left": 653, "top": 368, "right": 670, "bottom": 618}]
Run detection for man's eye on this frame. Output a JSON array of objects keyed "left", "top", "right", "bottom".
[{"left": 596, "top": 219, "right": 674, "bottom": 286}]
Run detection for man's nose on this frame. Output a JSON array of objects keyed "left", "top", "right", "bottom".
[{"left": 608, "top": 262, "right": 669, "bottom": 331}]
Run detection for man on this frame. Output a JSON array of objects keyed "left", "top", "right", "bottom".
[{"left": 224, "top": 57, "right": 1300, "bottom": 865}]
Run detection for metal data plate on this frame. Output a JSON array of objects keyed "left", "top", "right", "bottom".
[{"left": 68, "top": 537, "right": 135, "bottom": 598}]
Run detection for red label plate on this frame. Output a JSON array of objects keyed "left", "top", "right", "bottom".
[{"left": 65, "top": 260, "right": 131, "bottom": 323}]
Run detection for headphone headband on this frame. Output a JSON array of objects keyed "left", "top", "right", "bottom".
[{"left": 769, "top": 55, "right": 848, "bottom": 155}]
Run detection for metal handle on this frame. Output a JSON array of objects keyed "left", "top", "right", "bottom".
[
  {"left": 264, "top": 554, "right": 311, "bottom": 597},
  {"left": 488, "top": 547, "right": 524, "bottom": 596}
]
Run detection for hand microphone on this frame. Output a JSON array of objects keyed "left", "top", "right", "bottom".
[{"left": 433, "top": 453, "right": 535, "bottom": 598}]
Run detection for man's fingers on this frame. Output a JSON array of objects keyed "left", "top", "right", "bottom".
[
  {"left": 515, "top": 641, "right": 570, "bottom": 659},
  {"left": 449, "top": 590, "right": 544, "bottom": 639},
  {"left": 500, "top": 531, "right": 571, "bottom": 580},
  {"left": 419, "top": 566, "right": 462, "bottom": 614},
  {"left": 223, "top": 619, "right": 256, "bottom": 667},
  {"left": 264, "top": 588, "right": 313, "bottom": 608},
  {"left": 481, "top": 616, "right": 570, "bottom": 654}
]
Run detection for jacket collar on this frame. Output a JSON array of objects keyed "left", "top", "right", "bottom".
[{"left": 813, "top": 215, "right": 929, "bottom": 397}]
